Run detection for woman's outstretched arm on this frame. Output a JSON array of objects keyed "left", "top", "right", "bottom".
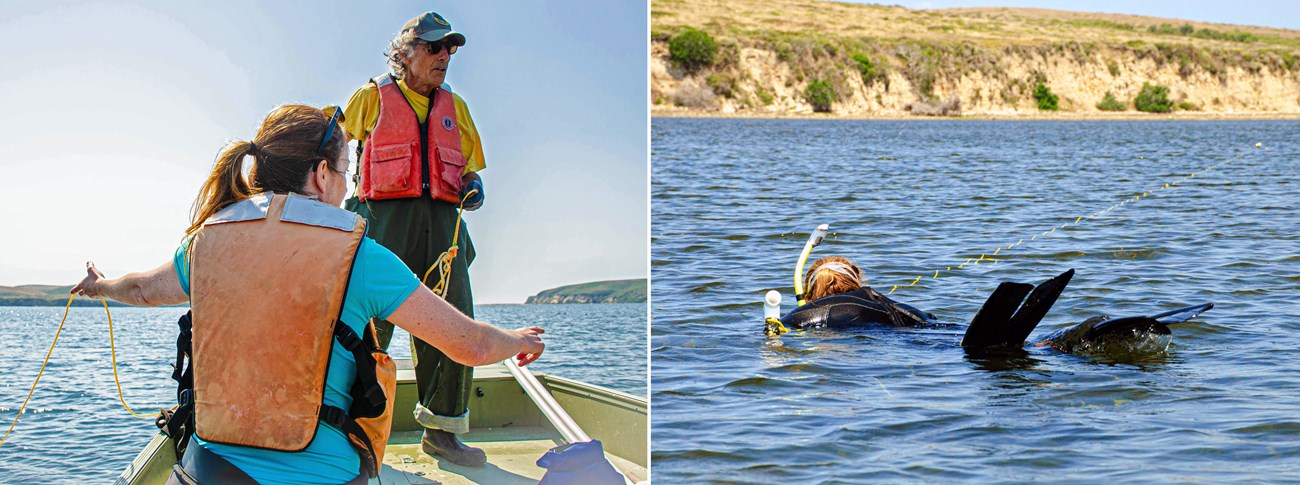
[
  {"left": 387, "top": 286, "right": 545, "bottom": 367},
  {"left": 70, "top": 261, "right": 188, "bottom": 307}
]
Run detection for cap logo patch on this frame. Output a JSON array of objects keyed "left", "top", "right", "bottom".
[
  {"left": 442, "top": 116, "right": 455, "bottom": 131},
  {"left": 433, "top": 14, "right": 450, "bottom": 27}
]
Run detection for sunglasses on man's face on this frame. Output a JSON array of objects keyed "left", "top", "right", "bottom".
[{"left": 418, "top": 40, "right": 458, "bottom": 56}]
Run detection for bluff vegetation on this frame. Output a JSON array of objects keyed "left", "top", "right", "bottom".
[{"left": 651, "top": 0, "right": 1300, "bottom": 116}]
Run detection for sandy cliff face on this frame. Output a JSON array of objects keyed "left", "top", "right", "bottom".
[
  {"left": 652, "top": 41, "right": 1300, "bottom": 116},
  {"left": 650, "top": 1, "right": 1300, "bottom": 117}
]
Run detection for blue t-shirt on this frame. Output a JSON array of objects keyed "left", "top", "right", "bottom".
[{"left": 174, "top": 236, "right": 420, "bottom": 485}]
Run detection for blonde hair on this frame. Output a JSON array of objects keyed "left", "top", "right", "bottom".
[{"left": 804, "top": 256, "right": 864, "bottom": 301}]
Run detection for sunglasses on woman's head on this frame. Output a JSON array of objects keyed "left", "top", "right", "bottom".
[{"left": 316, "top": 105, "right": 344, "bottom": 156}]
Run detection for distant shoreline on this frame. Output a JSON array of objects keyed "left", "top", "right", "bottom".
[
  {"left": 0, "top": 302, "right": 649, "bottom": 308},
  {"left": 653, "top": 108, "right": 1300, "bottom": 121}
]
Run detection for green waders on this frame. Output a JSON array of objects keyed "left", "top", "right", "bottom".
[{"left": 345, "top": 196, "right": 475, "bottom": 434}]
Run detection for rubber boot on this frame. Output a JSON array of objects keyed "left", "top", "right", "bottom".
[{"left": 422, "top": 429, "right": 487, "bottom": 467}]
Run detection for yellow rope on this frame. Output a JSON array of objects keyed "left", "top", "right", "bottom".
[
  {"left": 103, "top": 297, "right": 159, "bottom": 419},
  {"left": 0, "top": 293, "right": 161, "bottom": 449},
  {"left": 422, "top": 188, "right": 479, "bottom": 297},
  {"left": 887, "top": 143, "right": 1260, "bottom": 295},
  {"left": 0, "top": 295, "right": 74, "bottom": 448}
]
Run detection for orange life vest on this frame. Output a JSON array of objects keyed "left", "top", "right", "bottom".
[
  {"left": 359, "top": 74, "right": 468, "bottom": 203},
  {"left": 186, "top": 192, "right": 395, "bottom": 475}
]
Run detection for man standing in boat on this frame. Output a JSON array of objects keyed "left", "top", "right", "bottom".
[{"left": 340, "top": 11, "right": 489, "bottom": 466}]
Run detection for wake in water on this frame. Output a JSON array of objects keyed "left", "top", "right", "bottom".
[{"left": 1056, "top": 329, "right": 1175, "bottom": 358}]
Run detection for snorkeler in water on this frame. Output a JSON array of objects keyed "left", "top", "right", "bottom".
[{"left": 766, "top": 255, "right": 1211, "bottom": 355}]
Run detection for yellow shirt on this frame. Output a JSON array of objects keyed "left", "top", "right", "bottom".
[{"left": 342, "top": 77, "right": 486, "bottom": 175}]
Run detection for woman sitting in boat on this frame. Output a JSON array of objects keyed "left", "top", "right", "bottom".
[
  {"left": 777, "top": 256, "right": 938, "bottom": 333},
  {"left": 71, "top": 105, "right": 544, "bottom": 485}
]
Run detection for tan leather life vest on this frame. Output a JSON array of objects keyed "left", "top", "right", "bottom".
[
  {"left": 188, "top": 193, "right": 394, "bottom": 469},
  {"left": 359, "top": 74, "right": 468, "bottom": 203}
]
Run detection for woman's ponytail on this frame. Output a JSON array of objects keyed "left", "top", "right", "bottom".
[{"left": 186, "top": 140, "right": 255, "bottom": 238}]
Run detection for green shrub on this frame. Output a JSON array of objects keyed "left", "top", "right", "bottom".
[
  {"left": 1107, "top": 60, "right": 1121, "bottom": 77},
  {"left": 756, "top": 88, "right": 774, "bottom": 106},
  {"left": 1096, "top": 92, "right": 1126, "bottom": 111},
  {"left": 805, "top": 78, "right": 835, "bottom": 113},
  {"left": 1148, "top": 23, "right": 1257, "bottom": 43},
  {"left": 1177, "top": 101, "right": 1200, "bottom": 111},
  {"left": 1134, "top": 83, "right": 1173, "bottom": 113},
  {"left": 705, "top": 73, "right": 735, "bottom": 98},
  {"left": 852, "top": 53, "right": 877, "bottom": 85},
  {"left": 669, "top": 28, "right": 717, "bottom": 72},
  {"left": 1032, "top": 82, "right": 1059, "bottom": 111}
]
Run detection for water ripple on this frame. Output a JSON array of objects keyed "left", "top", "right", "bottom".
[{"left": 652, "top": 118, "right": 1300, "bottom": 482}]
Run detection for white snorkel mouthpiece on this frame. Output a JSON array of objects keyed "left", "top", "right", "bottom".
[{"left": 764, "top": 290, "right": 782, "bottom": 320}]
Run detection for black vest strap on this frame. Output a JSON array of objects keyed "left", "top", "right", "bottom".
[
  {"left": 319, "top": 405, "right": 381, "bottom": 479},
  {"left": 158, "top": 311, "right": 196, "bottom": 456},
  {"left": 333, "top": 321, "right": 386, "bottom": 418}
]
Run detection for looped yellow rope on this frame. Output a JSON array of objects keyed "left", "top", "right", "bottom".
[
  {"left": 103, "top": 296, "right": 159, "bottom": 419},
  {"left": 422, "top": 188, "right": 479, "bottom": 297},
  {"left": 0, "top": 293, "right": 160, "bottom": 449}
]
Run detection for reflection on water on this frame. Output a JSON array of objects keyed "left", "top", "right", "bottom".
[{"left": 652, "top": 118, "right": 1300, "bottom": 482}]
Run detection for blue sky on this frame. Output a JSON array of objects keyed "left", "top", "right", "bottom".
[
  {"left": 0, "top": 1, "right": 648, "bottom": 304},
  {"left": 880, "top": 1, "right": 1300, "bottom": 30}
]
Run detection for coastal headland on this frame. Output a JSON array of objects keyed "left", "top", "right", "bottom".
[
  {"left": 525, "top": 279, "right": 647, "bottom": 304},
  {"left": 651, "top": 0, "right": 1300, "bottom": 119}
]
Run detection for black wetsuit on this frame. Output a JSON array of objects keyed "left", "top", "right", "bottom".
[{"left": 780, "top": 287, "right": 939, "bottom": 330}]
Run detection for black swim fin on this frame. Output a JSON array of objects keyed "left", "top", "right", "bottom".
[
  {"left": 960, "top": 269, "right": 1074, "bottom": 348},
  {"left": 960, "top": 281, "right": 1032, "bottom": 348},
  {"left": 1152, "top": 302, "right": 1214, "bottom": 324},
  {"left": 1037, "top": 302, "right": 1214, "bottom": 353},
  {"left": 1086, "top": 302, "right": 1214, "bottom": 338},
  {"left": 1003, "top": 268, "right": 1075, "bottom": 345}
]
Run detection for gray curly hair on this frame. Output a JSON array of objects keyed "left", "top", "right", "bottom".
[{"left": 385, "top": 30, "right": 421, "bottom": 80}]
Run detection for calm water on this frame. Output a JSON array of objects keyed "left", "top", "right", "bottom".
[
  {"left": 0, "top": 303, "right": 645, "bottom": 483},
  {"left": 651, "top": 118, "right": 1299, "bottom": 482}
]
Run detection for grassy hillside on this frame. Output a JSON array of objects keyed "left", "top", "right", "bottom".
[
  {"left": 525, "top": 279, "right": 647, "bottom": 304},
  {"left": 0, "top": 284, "right": 132, "bottom": 307},
  {"left": 651, "top": 0, "right": 1300, "bottom": 116}
]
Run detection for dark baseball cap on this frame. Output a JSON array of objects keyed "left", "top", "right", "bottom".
[{"left": 402, "top": 11, "right": 466, "bottom": 46}]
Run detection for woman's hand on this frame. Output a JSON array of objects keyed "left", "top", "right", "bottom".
[
  {"left": 70, "top": 262, "right": 105, "bottom": 298},
  {"left": 514, "top": 326, "right": 546, "bottom": 366}
]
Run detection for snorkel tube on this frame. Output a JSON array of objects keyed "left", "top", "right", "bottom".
[
  {"left": 794, "top": 224, "right": 830, "bottom": 307},
  {"left": 766, "top": 224, "right": 829, "bottom": 337}
]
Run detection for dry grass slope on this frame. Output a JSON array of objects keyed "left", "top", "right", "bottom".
[{"left": 651, "top": 0, "right": 1300, "bottom": 118}]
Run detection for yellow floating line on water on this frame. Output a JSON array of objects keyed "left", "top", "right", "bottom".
[{"left": 886, "top": 144, "right": 1256, "bottom": 295}]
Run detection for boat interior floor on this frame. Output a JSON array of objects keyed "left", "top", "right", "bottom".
[{"left": 378, "top": 427, "right": 647, "bottom": 484}]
